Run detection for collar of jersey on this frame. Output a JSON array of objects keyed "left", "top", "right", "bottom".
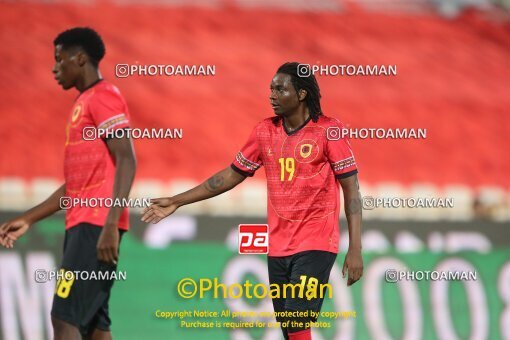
[
  {"left": 77, "top": 79, "right": 104, "bottom": 99},
  {"left": 283, "top": 115, "right": 312, "bottom": 136}
]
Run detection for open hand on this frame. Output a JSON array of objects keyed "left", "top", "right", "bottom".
[
  {"left": 0, "top": 218, "right": 31, "bottom": 249},
  {"left": 141, "top": 197, "right": 179, "bottom": 224}
]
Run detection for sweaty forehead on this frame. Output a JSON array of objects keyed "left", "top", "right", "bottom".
[{"left": 271, "top": 73, "right": 293, "bottom": 88}]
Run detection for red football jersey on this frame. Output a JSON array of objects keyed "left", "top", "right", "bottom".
[
  {"left": 64, "top": 80, "right": 130, "bottom": 230},
  {"left": 232, "top": 116, "right": 357, "bottom": 256}
]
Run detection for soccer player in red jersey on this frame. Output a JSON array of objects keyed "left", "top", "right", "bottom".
[
  {"left": 141, "top": 62, "right": 363, "bottom": 340},
  {"left": 0, "top": 28, "right": 136, "bottom": 340}
]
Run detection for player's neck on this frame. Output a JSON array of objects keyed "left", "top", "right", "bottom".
[
  {"left": 76, "top": 68, "right": 102, "bottom": 93},
  {"left": 283, "top": 108, "right": 310, "bottom": 132}
]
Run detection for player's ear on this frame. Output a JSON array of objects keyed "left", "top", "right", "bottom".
[
  {"left": 298, "top": 89, "right": 307, "bottom": 102},
  {"left": 75, "top": 50, "right": 88, "bottom": 67}
]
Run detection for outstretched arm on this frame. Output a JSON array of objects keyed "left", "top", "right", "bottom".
[
  {"left": 339, "top": 174, "right": 363, "bottom": 286},
  {"left": 141, "top": 166, "right": 246, "bottom": 224},
  {"left": 0, "top": 183, "right": 66, "bottom": 248}
]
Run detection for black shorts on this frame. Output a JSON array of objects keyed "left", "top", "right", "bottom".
[
  {"left": 51, "top": 223, "right": 124, "bottom": 336},
  {"left": 268, "top": 250, "right": 337, "bottom": 327}
]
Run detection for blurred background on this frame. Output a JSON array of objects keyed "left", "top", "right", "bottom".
[{"left": 0, "top": 0, "right": 509, "bottom": 339}]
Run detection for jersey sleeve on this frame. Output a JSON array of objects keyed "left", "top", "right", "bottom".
[
  {"left": 326, "top": 121, "right": 358, "bottom": 179},
  {"left": 89, "top": 89, "right": 130, "bottom": 133},
  {"left": 231, "top": 126, "right": 263, "bottom": 177}
]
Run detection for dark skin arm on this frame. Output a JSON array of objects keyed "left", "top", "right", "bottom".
[
  {"left": 141, "top": 167, "right": 246, "bottom": 223},
  {"left": 97, "top": 136, "right": 136, "bottom": 265},
  {"left": 0, "top": 184, "right": 66, "bottom": 248},
  {"left": 339, "top": 173, "right": 363, "bottom": 286}
]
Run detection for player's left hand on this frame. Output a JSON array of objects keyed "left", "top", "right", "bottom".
[
  {"left": 97, "top": 226, "right": 119, "bottom": 265},
  {"left": 342, "top": 247, "right": 363, "bottom": 286}
]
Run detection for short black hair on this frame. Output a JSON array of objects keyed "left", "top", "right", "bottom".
[
  {"left": 276, "top": 62, "right": 323, "bottom": 122},
  {"left": 54, "top": 27, "right": 105, "bottom": 67}
]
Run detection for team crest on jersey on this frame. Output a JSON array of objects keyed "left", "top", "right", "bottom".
[
  {"left": 294, "top": 139, "right": 319, "bottom": 163},
  {"left": 300, "top": 144, "right": 313, "bottom": 158},
  {"left": 71, "top": 103, "right": 83, "bottom": 124}
]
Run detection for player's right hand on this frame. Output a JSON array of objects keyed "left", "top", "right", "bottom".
[
  {"left": 0, "top": 218, "right": 31, "bottom": 249},
  {"left": 141, "top": 197, "right": 178, "bottom": 224}
]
